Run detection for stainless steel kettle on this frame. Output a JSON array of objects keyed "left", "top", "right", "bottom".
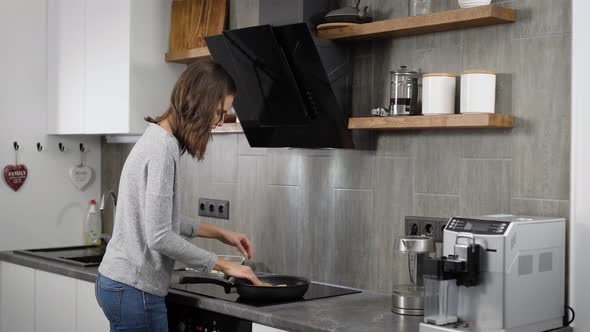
[{"left": 392, "top": 235, "right": 436, "bottom": 316}]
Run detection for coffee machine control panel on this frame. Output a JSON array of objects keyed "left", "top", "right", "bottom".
[{"left": 446, "top": 218, "right": 510, "bottom": 235}]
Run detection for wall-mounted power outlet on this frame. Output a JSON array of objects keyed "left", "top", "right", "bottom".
[
  {"left": 404, "top": 216, "right": 449, "bottom": 242},
  {"left": 198, "top": 198, "right": 230, "bottom": 220},
  {"left": 405, "top": 217, "right": 421, "bottom": 236}
]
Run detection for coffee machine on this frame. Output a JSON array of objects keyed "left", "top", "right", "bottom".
[{"left": 419, "top": 215, "right": 565, "bottom": 332}]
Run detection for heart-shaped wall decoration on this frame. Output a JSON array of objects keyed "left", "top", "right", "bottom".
[
  {"left": 3, "top": 164, "right": 28, "bottom": 192},
  {"left": 69, "top": 165, "right": 93, "bottom": 190}
]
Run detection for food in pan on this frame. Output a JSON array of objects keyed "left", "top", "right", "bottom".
[{"left": 261, "top": 282, "right": 288, "bottom": 287}]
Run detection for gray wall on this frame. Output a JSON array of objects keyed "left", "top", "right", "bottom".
[{"left": 101, "top": 0, "right": 571, "bottom": 294}]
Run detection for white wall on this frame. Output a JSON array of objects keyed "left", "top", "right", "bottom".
[
  {"left": 0, "top": 0, "right": 101, "bottom": 250},
  {"left": 571, "top": 0, "right": 589, "bottom": 329}
]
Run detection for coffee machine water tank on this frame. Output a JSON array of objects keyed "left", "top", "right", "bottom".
[{"left": 419, "top": 215, "right": 566, "bottom": 332}]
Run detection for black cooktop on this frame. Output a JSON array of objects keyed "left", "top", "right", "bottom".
[{"left": 170, "top": 277, "right": 361, "bottom": 307}]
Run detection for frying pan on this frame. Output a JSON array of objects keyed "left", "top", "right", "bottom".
[{"left": 179, "top": 275, "right": 310, "bottom": 302}]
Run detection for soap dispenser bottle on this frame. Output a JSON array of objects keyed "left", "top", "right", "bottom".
[{"left": 84, "top": 199, "right": 101, "bottom": 245}]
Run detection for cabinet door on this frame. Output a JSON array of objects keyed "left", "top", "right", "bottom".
[
  {"left": 0, "top": 262, "right": 35, "bottom": 332},
  {"left": 76, "top": 279, "right": 109, "bottom": 332},
  {"left": 47, "top": 0, "right": 86, "bottom": 134},
  {"left": 252, "top": 323, "right": 290, "bottom": 332},
  {"left": 35, "top": 270, "right": 76, "bottom": 332},
  {"left": 84, "top": 0, "right": 130, "bottom": 134}
]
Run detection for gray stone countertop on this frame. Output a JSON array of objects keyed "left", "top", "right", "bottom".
[
  {"left": 0, "top": 251, "right": 573, "bottom": 332},
  {"left": 0, "top": 250, "right": 420, "bottom": 331}
]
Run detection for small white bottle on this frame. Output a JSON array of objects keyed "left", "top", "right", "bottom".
[{"left": 84, "top": 200, "right": 102, "bottom": 245}]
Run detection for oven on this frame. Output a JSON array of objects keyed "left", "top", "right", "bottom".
[{"left": 167, "top": 303, "right": 252, "bottom": 332}]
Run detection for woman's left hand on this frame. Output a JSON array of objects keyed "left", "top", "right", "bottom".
[
  {"left": 219, "top": 230, "right": 253, "bottom": 260},
  {"left": 196, "top": 224, "right": 254, "bottom": 259}
]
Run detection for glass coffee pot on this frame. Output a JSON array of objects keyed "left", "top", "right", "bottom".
[
  {"left": 389, "top": 66, "right": 420, "bottom": 116},
  {"left": 392, "top": 235, "right": 435, "bottom": 315}
]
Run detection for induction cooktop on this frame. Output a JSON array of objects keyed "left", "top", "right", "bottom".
[{"left": 169, "top": 275, "right": 361, "bottom": 307}]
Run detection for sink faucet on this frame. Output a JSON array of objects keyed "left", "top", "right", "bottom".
[
  {"left": 100, "top": 190, "right": 117, "bottom": 210},
  {"left": 100, "top": 190, "right": 118, "bottom": 228}
]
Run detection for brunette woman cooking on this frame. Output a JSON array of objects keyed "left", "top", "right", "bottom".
[{"left": 96, "top": 61, "right": 262, "bottom": 332}]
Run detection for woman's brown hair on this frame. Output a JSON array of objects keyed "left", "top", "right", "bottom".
[{"left": 146, "top": 60, "right": 236, "bottom": 160}]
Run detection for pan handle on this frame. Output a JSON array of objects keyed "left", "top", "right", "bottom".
[{"left": 178, "top": 276, "right": 234, "bottom": 294}]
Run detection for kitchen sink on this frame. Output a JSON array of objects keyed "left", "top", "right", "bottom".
[
  {"left": 14, "top": 245, "right": 105, "bottom": 267},
  {"left": 62, "top": 255, "right": 104, "bottom": 265}
]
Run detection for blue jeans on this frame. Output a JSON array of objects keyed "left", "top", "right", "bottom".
[{"left": 95, "top": 273, "right": 168, "bottom": 332}]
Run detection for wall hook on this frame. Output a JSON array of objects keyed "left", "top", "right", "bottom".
[
  {"left": 58, "top": 142, "right": 65, "bottom": 152},
  {"left": 36, "top": 142, "right": 43, "bottom": 152},
  {"left": 79, "top": 143, "right": 86, "bottom": 152},
  {"left": 13, "top": 141, "right": 19, "bottom": 151}
]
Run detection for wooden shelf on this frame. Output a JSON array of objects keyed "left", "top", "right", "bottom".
[
  {"left": 165, "top": 6, "right": 515, "bottom": 63},
  {"left": 348, "top": 114, "right": 514, "bottom": 130},
  {"left": 211, "top": 122, "right": 243, "bottom": 134},
  {"left": 318, "top": 5, "right": 515, "bottom": 41},
  {"left": 165, "top": 47, "right": 211, "bottom": 64}
]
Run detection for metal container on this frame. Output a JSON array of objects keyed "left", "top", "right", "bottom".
[
  {"left": 392, "top": 235, "right": 435, "bottom": 315},
  {"left": 389, "top": 66, "right": 420, "bottom": 116}
]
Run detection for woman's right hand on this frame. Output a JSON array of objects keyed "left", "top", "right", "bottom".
[{"left": 214, "top": 257, "right": 263, "bottom": 286}]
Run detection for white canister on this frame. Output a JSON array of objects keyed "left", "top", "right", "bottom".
[
  {"left": 460, "top": 70, "right": 496, "bottom": 114},
  {"left": 458, "top": 0, "right": 492, "bottom": 8},
  {"left": 422, "top": 73, "right": 456, "bottom": 115}
]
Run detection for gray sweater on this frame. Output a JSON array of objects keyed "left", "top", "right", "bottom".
[{"left": 98, "top": 123, "right": 217, "bottom": 296}]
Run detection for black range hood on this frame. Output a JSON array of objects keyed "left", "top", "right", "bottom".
[{"left": 205, "top": 23, "right": 354, "bottom": 149}]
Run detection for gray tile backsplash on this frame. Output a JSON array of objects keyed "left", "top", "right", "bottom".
[
  {"left": 415, "top": 130, "right": 462, "bottom": 194},
  {"left": 333, "top": 149, "right": 373, "bottom": 190},
  {"left": 513, "top": 34, "right": 570, "bottom": 200},
  {"left": 298, "top": 156, "right": 335, "bottom": 282},
  {"left": 414, "top": 193, "right": 461, "bottom": 217},
  {"left": 210, "top": 134, "right": 238, "bottom": 184},
  {"left": 101, "top": 0, "right": 571, "bottom": 294},
  {"left": 267, "top": 149, "right": 300, "bottom": 186},
  {"left": 459, "top": 159, "right": 512, "bottom": 216},
  {"left": 461, "top": 25, "right": 501, "bottom": 70},
  {"left": 333, "top": 189, "right": 373, "bottom": 289},
  {"left": 513, "top": 0, "right": 572, "bottom": 38},
  {"left": 370, "top": 157, "right": 414, "bottom": 292},
  {"left": 229, "top": 0, "right": 259, "bottom": 29}
]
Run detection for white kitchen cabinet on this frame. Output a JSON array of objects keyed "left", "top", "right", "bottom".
[
  {"left": 76, "top": 279, "right": 109, "bottom": 332},
  {"left": 0, "top": 262, "right": 35, "bottom": 332},
  {"left": 35, "top": 269, "right": 77, "bottom": 332},
  {"left": 47, "top": 0, "right": 85, "bottom": 135},
  {"left": 84, "top": 0, "right": 130, "bottom": 134},
  {"left": 1, "top": 264, "right": 108, "bottom": 332},
  {"left": 252, "top": 323, "right": 290, "bottom": 332},
  {"left": 48, "top": 0, "right": 183, "bottom": 135}
]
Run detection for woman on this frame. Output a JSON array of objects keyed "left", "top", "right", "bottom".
[{"left": 96, "top": 61, "right": 262, "bottom": 332}]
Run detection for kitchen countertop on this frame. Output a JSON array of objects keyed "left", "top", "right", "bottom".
[{"left": 0, "top": 251, "right": 573, "bottom": 332}]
